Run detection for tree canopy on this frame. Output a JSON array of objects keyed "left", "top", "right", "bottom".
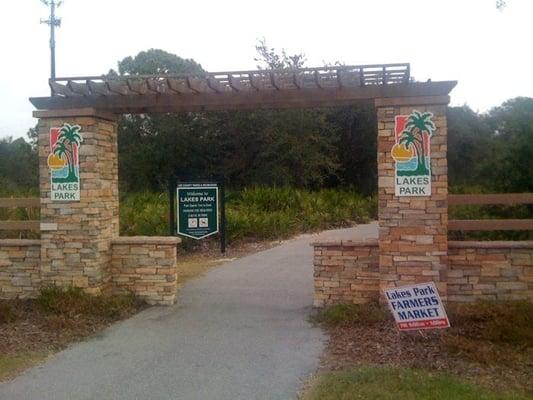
[{"left": 1, "top": 46, "right": 532, "bottom": 197}]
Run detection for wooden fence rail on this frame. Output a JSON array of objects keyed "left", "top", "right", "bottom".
[
  {"left": 448, "top": 193, "right": 533, "bottom": 231},
  {"left": 0, "top": 198, "right": 40, "bottom": 232}
]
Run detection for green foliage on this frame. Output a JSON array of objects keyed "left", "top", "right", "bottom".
[
  {"left": 0, "top": 137, "right": 38, "bottom": 192},
  {"left": 310, "top": 303, "right": 389, "bottom": 327},
  {"left": 116, "top": 48, "right": 204, "bottom": 75},
  {"left": 37, "top": 287, "right": 143, "bottom": 319},
  {"left": 304, "top": 367, "right": 529, "bottom": 400},
  {"left": 119, "top": 188, "right": 377, "bottom": 243}
]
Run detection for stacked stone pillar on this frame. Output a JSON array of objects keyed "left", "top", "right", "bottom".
[
  {"left": 375, "top": 97, "right": 449, "bottom": 298},
  {"left": 36, "top": 109, "right": 119, "bottom": 294}
]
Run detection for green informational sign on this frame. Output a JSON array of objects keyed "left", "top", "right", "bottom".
[{"left": 176, "top": 183, "right": 219, "bottom": 240}]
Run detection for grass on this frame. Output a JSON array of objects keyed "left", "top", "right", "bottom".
[
  {"left": 0, "top": 352, "right": 49, "bottom": 382},
  {"left": 36, "top": 287, "right": 144, "bottom": 319},
  {"left": 119, "top": 187, "right": 377, "bottom": 245},
  {"left": 303, "top": 367, "right": 530, "bottom": 400},
  {"left": 0, "top": 288, "right": 146, "bottom": 381},
  {"left": 310, "top": 303, "right": 389, "bottom": 327}
]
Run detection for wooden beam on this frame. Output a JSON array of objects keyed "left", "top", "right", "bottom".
[
  {"left": 107, "top": 80, "right": 130, "bottom": 95},
  {"left": 68, "top": 81, "right": 91, "bottom": 96},
  {"left": 270, "top": 72, "right": 282, "bottom": 90},
  {"left": 448, "top": 219, "right": 533, "bottom": 231},
  {"left": 126, "top": 79, "right": 149, "bottom": 95},
  {"left": 87, "top": 81, "right": 110, "bottom": 96},
  {"left": 449, "top": 193, "right": 533, "bottom": 205},
  {"left": 167, "top": 78, "right": 190, "bottom": 94},
  {"left": 228, "top": 75, "right": 245, "bottom": 92},
  {"left": 314, "top": 71, "right": 324, "bottom": 89},
  {"left": 0, "top": 198, "right": 40, "bottom": 207},
  {"left": 249, "top": 74, "right": 265, "bottom": 90},
  {"left": 0, "top": 221, "right": 40, "bottom": 231},
  {"left": 293, "top": 72, "right": 303, "bottom": 89},
  {"left": 187, "top": 77, "right": 210, "bottom": 93},
  {"left": 30, "top": 81, "right": 458, "bottom": 114},
  {"left": 207, "top": 77, "right": 225, "bottom": 93},
  {"left": 50, "top": 81, "right": 75, "bottom": 97}
]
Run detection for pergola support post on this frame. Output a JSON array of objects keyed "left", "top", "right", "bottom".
[
  {"left": 375, "top": 97, "right": 449, "bottom": 299},
  {"left": 36, "top": 108, "right": 119, "bottom": 293}
]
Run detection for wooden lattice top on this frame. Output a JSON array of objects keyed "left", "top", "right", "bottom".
[
  {"left": 30, "top": 63, "right": 457, "bottom": 113},
  {"left": 48, "top": 64, "right": 411, "bottom": 98}
]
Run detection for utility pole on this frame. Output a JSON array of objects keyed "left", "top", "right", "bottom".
[{"left": 40, "top": 0, "right": 62, "bottom": 81}]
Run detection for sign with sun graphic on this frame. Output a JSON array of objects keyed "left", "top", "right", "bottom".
[
  {"left": 46, "top": 123, "right": 83, "bottom": 201},
  {"left": 391, "top": 110, "right": 436, "bottom": 196}
]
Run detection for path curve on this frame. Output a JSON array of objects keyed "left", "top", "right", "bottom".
[{"left": 0, "top": 223, "right": 377, "bottom": 400}]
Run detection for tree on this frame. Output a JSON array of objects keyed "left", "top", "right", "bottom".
[
  {"left": 254, "top": 38, "right": 306, "bottom": 69},
  {"left": 55, "top": 124, "right": 82, "bottom": 182},
  {"left": 398, "top": 111, "right": 436, "bottom": 176}
]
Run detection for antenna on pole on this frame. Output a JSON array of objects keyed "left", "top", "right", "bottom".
[{"left": 40, "top": 0, "right": 62, "bottom": 84}]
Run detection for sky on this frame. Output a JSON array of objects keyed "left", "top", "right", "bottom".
[{"left": 0, "top": 0, "right": 532, "bottom": 140}]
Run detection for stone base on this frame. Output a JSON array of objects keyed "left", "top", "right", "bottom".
[
  {"left": 111, "top": 236, "right": 181, "bottom": 305},
  {"left": 312, "top": 240, "right": 533, "bottom": 307}
]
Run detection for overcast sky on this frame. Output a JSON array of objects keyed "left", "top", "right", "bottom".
[{"left": 1, "top": 0, "right": 531, "bottom": 140}]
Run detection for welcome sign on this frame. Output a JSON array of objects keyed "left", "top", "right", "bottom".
[
  {"left": 47, "top": 123, "right": 83, "bottom": 201},
  {"left": 391, "top": 110, "right": 435, "bottom": 197},
  {"left": 384, "top": 282, "right": 450, "bottom": 331}
]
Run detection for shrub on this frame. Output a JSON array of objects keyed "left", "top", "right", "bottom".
[{"left": 119, "top": 187, "right": 377, "bottom": 244}]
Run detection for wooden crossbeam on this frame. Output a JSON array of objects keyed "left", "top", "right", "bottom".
[
  {"left": 292, "top": 72, "right": 303, "bottom": 89},
  {"left": 107, "top": 80, "right": 130, "bottom": 95},
  {"left": 0, "top": 221, "right": 40, "bottom": 231},
  {"left": 50, "top": 81, "right": 75, "bottom": 97},
  {"left": 228, "top": 75, "right": 245, "bottom": 91},
  {"left": 187, "top": 76, "right": 210, "bottom": 93},
  {"left": 126, "top": 79, "right": 149, "bottom": 95},
  {"left": 249, "top": 74, "right": 265, "bottom": 90},
  {"left": 0, "top": 198, "right": 40, "bottom": 208},
  {"left": 449, "top": 193, "right": 533, "bottom": 205},
  {"left": 68, "top": 81, "right": 91, "bottom": 96},
  {"left": 87, "top": 81, "right": 110, "bottom": 96},
  {"left": 314, "top": 71, "right": 324, "bottom": 89},
  {"left": 167, "top": 78, "right": 190, "bottom": 94},
  {"left": 207, "top": 77, "right": 225, "bottom": 93},
  {"left": 448, "top": 219, "right": 533, "bottom": 231}
]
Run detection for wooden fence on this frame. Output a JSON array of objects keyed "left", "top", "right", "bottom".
[
  {"left": 0, "top": 198, "right": 40, "bottom": 232},
  {"left": 448, "top": 193, "right": 533, "bottom": 231}
]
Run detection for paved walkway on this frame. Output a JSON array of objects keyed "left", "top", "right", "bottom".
[{"left": 0, "top": 223, "right": 378, "bottom": 400}]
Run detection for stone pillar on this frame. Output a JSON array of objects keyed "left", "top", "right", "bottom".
[
  {"left": 36, "top": 109, "right": 119, "bottom": 293},
  {"left": 375, "top": 97, "right": 449, "bottom": 298}
]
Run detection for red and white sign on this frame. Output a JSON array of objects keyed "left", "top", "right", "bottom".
[{"left": 383, "top": 282, "right": 450, "bottom": 331}]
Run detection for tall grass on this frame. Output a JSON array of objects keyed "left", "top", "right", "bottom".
[{"left": 120, "top": 187, "right": 377, "bottom": 242}]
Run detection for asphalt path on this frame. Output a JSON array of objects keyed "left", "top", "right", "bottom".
[{"left": 0, "top": 223, "right": 377, "bottom": 400}]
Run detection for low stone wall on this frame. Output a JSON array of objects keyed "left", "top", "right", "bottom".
[
  {"left": 313, "top": 240, "right": 533, "bottom": 307},
  {"left": 0, "top": 240, "right": 41, "bottom": 299},
  {"left": 110, "top": 236, "right": 181, "bottom": 305},
  {"left": 313, "top": 240, "right": 379, "bottom": 307},
  {"left": 448, "top": 241, "right": 533, "bottom": 302}
]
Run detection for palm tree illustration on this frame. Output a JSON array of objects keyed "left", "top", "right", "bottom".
[
  {"left": 398, "top": 111, "right": 435, "bottom": 176},
  {"left": 53, "top": 124, "right": 82, "bottom": 183}
]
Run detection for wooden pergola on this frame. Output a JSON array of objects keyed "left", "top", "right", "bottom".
[{"left": 30, "top": 63, "right": 456, "bottom": 113}]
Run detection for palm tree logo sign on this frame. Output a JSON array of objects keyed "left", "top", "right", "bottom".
[
  {"left": 47, "top": 123, "right": 83, "bottom": 184},
  {"left": 391, "top": 110, "right": 436, "bottom": 177}
]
